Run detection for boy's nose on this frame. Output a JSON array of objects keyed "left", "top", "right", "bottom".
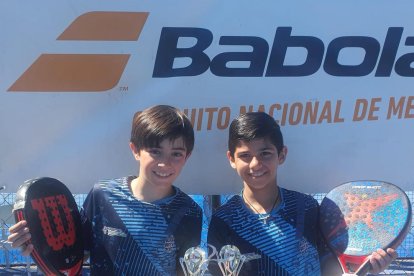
[
  {"left": 249, "top": 156, "right": 261, "bottom": 168},
  {"left": 158, "top": 157, "right": 172, "bottom": 167}
]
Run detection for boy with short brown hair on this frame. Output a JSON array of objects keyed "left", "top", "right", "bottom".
[
  {"left": 208, "top": 112, "right": 396, "bottom": 275},
  {"left": 9, "top": 105, "right": 202, "bottom": 275}
]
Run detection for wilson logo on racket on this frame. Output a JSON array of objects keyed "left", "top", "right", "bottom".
[
  {"left": 31, "top": 194, "right": 76, "bottom": 251},
  {"left": 8, "top": 11, "right": 148, "bottom": 92}
]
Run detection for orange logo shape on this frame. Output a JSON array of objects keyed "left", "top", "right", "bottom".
[
  {"left": 58, "top": 11, "right": 148, "bottom": 41},
  {"left": 8, "top": 11, "right": 149, "bottom": 92}
]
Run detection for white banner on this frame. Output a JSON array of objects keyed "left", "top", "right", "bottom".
[{"left": 1, "top": 0, "right": 413, "bottom": 194}]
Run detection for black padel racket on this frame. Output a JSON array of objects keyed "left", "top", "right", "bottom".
[
  {"left": 319, "top": 180, "right": 411, "bottom": 275},
  {"left": 13, "top": 177, "right": 84, "bottom": 276}
]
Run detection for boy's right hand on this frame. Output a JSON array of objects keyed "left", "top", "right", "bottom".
[{"left": 7, "top": 220, "right": 34, "bottom": 256}]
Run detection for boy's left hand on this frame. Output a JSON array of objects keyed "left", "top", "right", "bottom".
[{"left": 368, "top": 248, "right": 397, "bottom": 274}]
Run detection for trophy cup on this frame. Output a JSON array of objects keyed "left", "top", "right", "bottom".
[
  {"left": 181, "top": 244, "right": 260, "bottom": 276},
  {"left": 180, "top": 245, "right": 217, "bottom": 276},
  {"left": 216, "top": 245, "right": 261, "bottom": 276}
]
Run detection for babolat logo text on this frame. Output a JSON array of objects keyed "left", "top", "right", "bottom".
[{"left": 153, "top": 27, "right": 414, "bottom": 77}]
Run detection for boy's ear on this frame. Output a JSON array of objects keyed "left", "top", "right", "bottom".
[
  {"left": 226, "top": 151, "right": 237, "bottom": 169},
  {"left": 278, "top": 146, "right": 288, "bottom": 164},
  {"left": 129, "top": 142, "right": 140, "bottom": 161}
]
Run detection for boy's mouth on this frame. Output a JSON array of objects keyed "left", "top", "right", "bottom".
[
  {"left": 249, "top": 171, "right": 266, "bottom": 177},
  {"left": 154, "top": 171, "right": 173, "bottom": 177}
]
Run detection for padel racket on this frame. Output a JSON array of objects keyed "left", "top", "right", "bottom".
[
  {"left": 319, "top": 180, "right": 412, "bottom": 275},
  {"left": 13, "top": 177, "right": 84, "bottom": 276}
]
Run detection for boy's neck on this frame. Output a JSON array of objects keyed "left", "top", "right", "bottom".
[
  {"left": 130, "top": 177, "right": 175, "bottom": 203},
  {"left": 243, "top": 182, "right": 280, "bottom": 211}
]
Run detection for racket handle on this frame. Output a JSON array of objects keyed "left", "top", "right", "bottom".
[
  {"left": 355, "top": 260, "right": 371, "bottom": 276},
  {"left": 342, "top": 266, "right": 370, "bottom": 276}
]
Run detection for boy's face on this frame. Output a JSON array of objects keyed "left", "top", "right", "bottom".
[
  {"left": 131, "top": 137, "right": 189, "bottom": 188},
  {"left": 227, "top": 138, "right": 287, "bottom": 192}
]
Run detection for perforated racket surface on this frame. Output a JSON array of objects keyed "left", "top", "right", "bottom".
[
  {"left": 13, "top": 177, "right": 83, "bottom": 276},
  {"left": 319, "top": 180, "right": 411, "bottom": 275}
]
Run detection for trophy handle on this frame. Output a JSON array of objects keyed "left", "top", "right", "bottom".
[
  {"left": 179, "top": 258, "right": 188, "bottom": 276},
  {"left": 234, "top": 255, "right": 246, "bottom": 276}
]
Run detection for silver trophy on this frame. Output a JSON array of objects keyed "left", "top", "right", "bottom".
[
  {"left": 216, "top": 245, "right": 261, "bottom": 276},
  {"left": 181, "top": 244, "right": 260, "bottom": 276},
  {"left": 180, "top": 245, "right": 217, "bottom": 276}
]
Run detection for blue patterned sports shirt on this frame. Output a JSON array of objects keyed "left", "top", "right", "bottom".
[
  {"left": 208, "top": 188, "right": 323, "bottom": 276},
  {"left": 81, "top": 176, "right": 202, "bottom": 275}
]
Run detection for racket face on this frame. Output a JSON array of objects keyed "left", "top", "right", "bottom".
[
  {"left": 13, "top": 177, "right": 83, "bottom": 276},
  {"left": 319, "top": 181, "right": 411, "bottom": 272}
]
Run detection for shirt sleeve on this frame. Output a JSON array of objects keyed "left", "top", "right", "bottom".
[{"left": 80, "top": 188, "right": 94, "bottom": 255}]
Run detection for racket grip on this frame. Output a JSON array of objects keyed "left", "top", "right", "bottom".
[{"left": 355, "top": 260, "right": 371, "bottom": 276}]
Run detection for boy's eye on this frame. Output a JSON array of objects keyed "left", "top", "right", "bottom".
[
  {"left": 172, "top": 152, "right": 185, "bottom": 158},
  {"left": 261, "top": 151, "right": 273, "bottom": 157},
  {"left": 148, "top": 149, "right": 161, "bottom": 155},
  {"left": 237, "top": 153, "right": 251, "bottom": 160}
]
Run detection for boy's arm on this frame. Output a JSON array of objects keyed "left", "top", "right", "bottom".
[
  {"left": 317, "top": 230, "right": 343, "bottom": 276},
  {"left": 207, "top": 215, "right": 229, "bottom": 250},
  {"left": 174, "top": 202, "right": 203, "bottom": 276},
  {"left": 176, "top": 209, "right": 202, "bottom": 256},
  {"left": 79, "top": 205, "right": 92, "bottom": 262},
  {"left": 207, "top": 215, "right": 233, "bottom": 275},
  {"left": 80, "top": 195, "right": 93, "bottom": 256}
]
